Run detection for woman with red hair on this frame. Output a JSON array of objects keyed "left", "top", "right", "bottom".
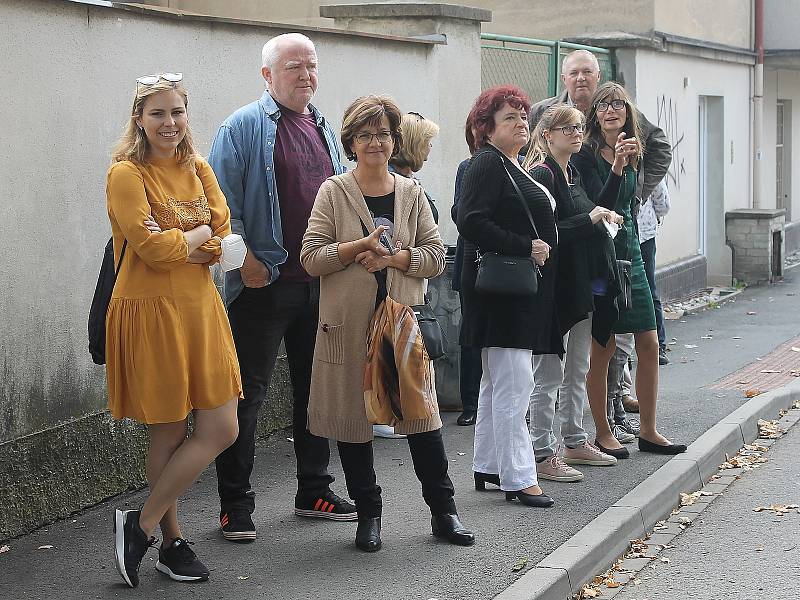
[{"left": 457, "top": 85, "right": 560, "bottom": 507}]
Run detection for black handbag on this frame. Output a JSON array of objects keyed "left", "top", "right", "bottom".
[
  {"left": 88, "top": 237, "right": 127, "bottom": 365},
  {"left": 411, "top": 301, "right": 446, "bottom": 360},
  {"left": 474, "top": 162, "right": 542, "bottom": 296}
]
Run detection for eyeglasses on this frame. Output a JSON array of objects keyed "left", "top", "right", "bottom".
[
  {"left": 136, "top": 72, "right": 183, "bottom": 89},
  {"left": 552, "top": 123, "right": 584, "bottom": 136},
  {"left": 408, "top": 111, "right": 426, "bottom": 121},
  {"left": 353, "top": 131, "right": 393, "bottom": 145},
  {"left": 595, "top": 99, "right": 626, "bottom": 113}
]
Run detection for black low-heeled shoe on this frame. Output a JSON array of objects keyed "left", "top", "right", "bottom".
[
  {"left": 638, "top": 437, "right": 687, "bottom": 455},
  {"left": 355, "top": 517, "right": 381, "bottom": 552},
  {"left": 431, "top": 513, "right": 475, "bottom": 546},
  {"left": 457, "top": 410, "right": 477, "bottom": 426},
  {"left": 505, "top": 490, "right": 554, "bottom": 508},
  {"left": 594, "top": 439, "right": 630, "bottom": 459},
  {"left": 474, "top": 471, "right": 501, "bottom": 491}
]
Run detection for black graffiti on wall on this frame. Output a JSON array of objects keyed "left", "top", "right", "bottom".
[{"left": 656, "top": 95, "right": 686, "bottom": 189}]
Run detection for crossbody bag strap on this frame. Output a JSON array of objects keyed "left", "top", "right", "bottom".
[
  {"left": 500, "top": 161, "right": 540, "bottom": 240},
  {"left": 115, "top": 239, "right": 128, "bottom": 276}
]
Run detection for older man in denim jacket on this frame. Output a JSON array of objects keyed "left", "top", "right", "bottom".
[{"left": 209, "top": 33, "right": 354, "bottom": 544}]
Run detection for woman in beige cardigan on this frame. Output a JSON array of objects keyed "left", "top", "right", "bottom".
[{"left": 301, "top": 95, "right": 474, "bottom": 553}]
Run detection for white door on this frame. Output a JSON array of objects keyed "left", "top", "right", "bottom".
[{"left": 699, "top": 96, "right": 729, "bottom": 284}]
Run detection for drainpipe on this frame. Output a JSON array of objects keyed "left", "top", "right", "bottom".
[{"left": 753, "top": 0, "right": 764, "bottom": 208}]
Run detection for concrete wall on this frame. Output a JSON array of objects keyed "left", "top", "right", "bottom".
[
  {"left": 629, "top": 48, "right": 752, "bottom": 281},
  {"left": 0, "top": 0, "right": 481, "bottom": 539},
  {"left": 764, "top": 0, "right": 800, "bottom": 49},
  {"left": 146, "top": 0, "right": 756, "bottom": 49}
]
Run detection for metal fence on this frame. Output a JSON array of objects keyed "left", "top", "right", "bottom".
[{"left": 481, "top": 34, "right": 615, "bottom": 104}]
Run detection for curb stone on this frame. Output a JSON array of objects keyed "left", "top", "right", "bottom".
[{"left": 494, "top": 377, "right": 800, "bottom": 600}]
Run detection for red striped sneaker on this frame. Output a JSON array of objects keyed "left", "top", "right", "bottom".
[
  {"left": 219, "top": 510, "right": 256, "bottom": 543},
  {"left": 294, "top": 491, "right": 358, "bottom": 521}
]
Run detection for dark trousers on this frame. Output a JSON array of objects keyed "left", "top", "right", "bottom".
[
  {"left": 216, "top": 280, "right": 333, "bottom": 514},
  {"left": 458, "top": 292, "right": 481, "bottom": 413},
  {"left": 639, "top": 237, "right": 666, "bottom": 350},
  {"left": 337, "top": 428, "right": 457, "bottom": 519}
]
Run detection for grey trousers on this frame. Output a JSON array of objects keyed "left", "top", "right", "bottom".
[
  {"left": 607, "top": 333, "right": 634, "bottom": 425},
  {"left": 529, "top": 316, "right": 592, "bottom": 460}
]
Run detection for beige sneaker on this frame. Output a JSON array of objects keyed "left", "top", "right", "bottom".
[
  {"left": 563, "top": 442, "right": 618, "bottom": 466},
  {"left": 536, "top": 456, "right": 584, "bottom": 482}
]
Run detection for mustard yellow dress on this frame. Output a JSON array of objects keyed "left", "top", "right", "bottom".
[{"left": 105, "top": 155, "right": 242, "bottom": 424}]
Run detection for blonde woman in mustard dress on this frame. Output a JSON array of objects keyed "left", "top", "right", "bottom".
[{"left": 105, "top": 74, "right": 241, "bottom": 588}]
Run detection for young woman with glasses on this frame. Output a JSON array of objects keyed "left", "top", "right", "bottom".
[
  {"left": 106, "top": 73, "right": 242, "bottom": 587},
  {"left": 521, "top": 104, "right": 624, "bottom": 483},
  {"left": 572, "top": 83, "right": 686, "bottom": 458}
]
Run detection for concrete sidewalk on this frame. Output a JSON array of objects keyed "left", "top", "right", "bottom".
[{"left": 1, "top": 273, "right": 799, "bottom": 600}]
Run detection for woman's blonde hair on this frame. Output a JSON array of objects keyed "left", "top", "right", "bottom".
[
  {"left": 389, "top": 113, "right": 440, "bottom": 173},
  {"left": 522, "top": 104, "right": 585, "bottom": 170},
  {"left": 112, "top": 79, "right": 197, "bottom": 167},
  {"left": 585, "top": 82, "right": 643, "bottom": 170},
  {"left": 340, "top": 94, "right": 403, "bottom": 162}
]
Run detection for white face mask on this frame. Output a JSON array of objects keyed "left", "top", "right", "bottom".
[{"left": 219, "top": 234, "right": 247, "bottom": 272}]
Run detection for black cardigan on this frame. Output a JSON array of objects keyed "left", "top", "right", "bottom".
[
  {"left": 456, "top": 145, "right": 562, "bottom": 354},
  {"left": 530, "top": 154, "right": 622, "bottom": 346}
]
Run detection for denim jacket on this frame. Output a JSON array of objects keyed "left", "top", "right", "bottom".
[{"left": 208, "top": 90, "right": 344, "bottom": 305}]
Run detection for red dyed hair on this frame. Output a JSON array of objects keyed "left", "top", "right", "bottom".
[{"left": 467, "top": 85, "right": 531, "bottom": 150}]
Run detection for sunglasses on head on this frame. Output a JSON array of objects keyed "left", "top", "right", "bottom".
[
  {"left": 408, "top": 111, "right": 426, "bottom": 121},
  {"left": 136, "top": 72, "right": 183, "bottom": 88}
]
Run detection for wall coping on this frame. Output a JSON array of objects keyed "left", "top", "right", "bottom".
[
  {"left": 61, "top": 0, "right": 444, "bottom": 45},
  {"left": 320, "top": 2, "right": 492, "bottom": 22},
  {"left": 726, "top": 208, "right": 787, "bottom": 220}
]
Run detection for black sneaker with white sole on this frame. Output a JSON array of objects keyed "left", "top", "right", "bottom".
[
  {"left": 114, "top": 509, "right": 156, "bottom": 588},
  {"left": 155, "top": 538, "right": 209, "bottom": 582},
  {"left": 294, "top": 491, "right": 358, "bottom": 521},
  {"left": 219, "top": 510, "right": 256, "bottom": 543}
]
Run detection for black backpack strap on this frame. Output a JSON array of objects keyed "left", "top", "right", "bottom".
[{"left": 116, "top": 239, "right": 128, "bottom": 276}]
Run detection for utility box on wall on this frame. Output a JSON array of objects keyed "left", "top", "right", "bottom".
[{"left": 725, "top": 208, "right": 786, "bottom": 285}]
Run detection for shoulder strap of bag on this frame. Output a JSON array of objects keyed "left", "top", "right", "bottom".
[
  {"left": 115, "top": 239, "right": 128, "bottom": 276},
  {"left": 500, "top": 161, "right": 540, "bottom": 240}
]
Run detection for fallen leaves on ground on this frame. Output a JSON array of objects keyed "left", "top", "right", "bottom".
[
  {"left": 680, "top": 490, "right": 714, "bottom": 506},
  {"left": 0, "top": 545, "right": 9, "bottom": 554},
  {"left": 36, "top": 545, "right": 53, "bottom": 550},
  {"left": 758, "top": 419, "right": 784, "bottom": 439},
  {"left": 238, "top": 575, "right": 249, "bottom": 580},
  {"left": 745, "top": 389, "right": 763, "bottom": 398},
  {"left": 753, "top": 504, "right": 800, "bottom": 516},
  {"left": 511, "top": 556, "right": 528, "bottom": 572},
  {"left": 720, "top": 443, "right": 769, "bottom": 470},
  {"left": 760, "top": 369, "right": 782, "bottom": 374}
]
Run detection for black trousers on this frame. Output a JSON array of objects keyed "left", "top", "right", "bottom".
[
  {"left": 216, "top": 280, "right": 333, "bottom": 514},
  {"left": 458, "top": 292, "right": 481, "bottom": 413},
  {"left": 337, "top": 428, "right": 457, "bottom": 519}
]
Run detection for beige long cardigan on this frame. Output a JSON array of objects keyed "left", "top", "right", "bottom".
[{"left": 301, "top": 172, "right": 445, "bottom": 443}]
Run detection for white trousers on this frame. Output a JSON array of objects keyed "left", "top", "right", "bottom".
[
  {"left": 530, "top": 316, "right": 592, "bottom": 459},
  {"left": 473, "top": 347, "right": 538, "bottom": 491}
]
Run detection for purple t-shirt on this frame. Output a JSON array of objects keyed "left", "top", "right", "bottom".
[{"left": 274, "top": 103, "right": 335, "bottom": 282}]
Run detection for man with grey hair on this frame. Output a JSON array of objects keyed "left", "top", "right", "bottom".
[{"left": 209, "top": 32, "right": 356, "bottom": 544}]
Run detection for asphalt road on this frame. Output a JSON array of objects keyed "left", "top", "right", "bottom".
[
  {"left": 1, "top": 271, "right": 799, "bottom": 600},
  {"left": 615, "top": 421, "right": 800, "bottom": 600}
]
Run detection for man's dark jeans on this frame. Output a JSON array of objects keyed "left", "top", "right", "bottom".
[
  {"left": 458, "top": 292, "right": 481, "bottom": 413},
  {"left": 216, "top": 280, "right": 333, "bottom": 514},
  {"left": 639, "top": 237, "right": 666, "bottom": 350}
]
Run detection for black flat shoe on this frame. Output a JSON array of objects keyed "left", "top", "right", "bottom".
[
  {"left": 431, "top": 513, "right": 475, "bottom": 546},
  {"left": 474, "top": 471, "right": 501, "bottom": 491},
  {"left": 355, "top": 517, "right": 381, "bottom": 552},
  {"left": 505, "top": 490, "right": 554, "bottom": 508},
  {"left": 457, "top": 410, "right": 477, "bottom": 426},
  {"left": 639, "top": 437, "right": 687, "bottom": 455},
  {"left": 594, "top": 439, "right": 630, "bottom": 459}
]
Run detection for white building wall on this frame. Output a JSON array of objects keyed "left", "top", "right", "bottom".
[{"left": 630, "top": 49, "right": 752, "bottom": 274}]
